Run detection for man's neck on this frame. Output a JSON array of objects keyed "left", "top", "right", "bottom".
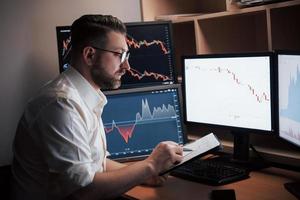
[{"left": 72, "top": 65, "right": 101, "bottom": 91}]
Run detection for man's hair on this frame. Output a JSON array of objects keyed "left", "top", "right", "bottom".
[{"left": 71, "top": 14, "right": 126, "bottom": 56}]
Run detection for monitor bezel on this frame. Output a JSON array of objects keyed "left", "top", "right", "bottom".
[
  {"left": 103, "top": 84, "right": 188, "bottom": 162},
  {"left": 274, "top": 49, "right": 300, "bottom": 147},
  {"left": 182, "top": 52, "right": 275, "bottom": 134},
  {"left": 122, "top": 20, "right": 177, "bottom": 89}
]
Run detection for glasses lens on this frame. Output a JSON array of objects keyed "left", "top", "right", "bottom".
[{"left": 121, "top": 51, "right": 129, "bottom": 63}]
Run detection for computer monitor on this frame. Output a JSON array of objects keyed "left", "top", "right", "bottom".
[
  {"left": 182, "top": 52, "right": 275, "bottom": 162},
  {"left": 56, "top": 26, "right": 71, "bottom": 73},
  {"left": 276, "top": 50, "right": 300, "bottom": 200},
  {"left": 122, "top": 21, "right": 176, "bottom": 88},
  {"left": 102, "top": 84, "right": 186, "bottom": 161},
  {"left": 56, "top": 21, "right": 176, "bottom": 88},
  {"left": 276, "top": 50, "right": 300, "bottom": 147}
]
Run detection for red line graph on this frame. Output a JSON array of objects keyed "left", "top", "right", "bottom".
[
  {"left": 216, "top": 66, "right": 270, "bottom": 103},
  {"left": 104, "top": 98, "right": 176, "bottom": 143},
  {"left": 126, "top": 36, "right": 169, "bottom": 54},
  {"left": 127, "top": 68, "right": 171, "bottom": 81},
  {"left": 105, "top": 120, "right": 136, "bottom": 143}
]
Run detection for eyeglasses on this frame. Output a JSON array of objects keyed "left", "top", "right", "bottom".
[{"left": 92, "top": 46, "right": 130, "bottom": 63}]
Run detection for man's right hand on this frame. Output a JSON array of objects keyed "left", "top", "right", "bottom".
[{"left": 145, "top": 141, "right": 183, "bottom": 176}]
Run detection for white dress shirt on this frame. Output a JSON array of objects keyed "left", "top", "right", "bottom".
[{"left": 11, "top": 67, "right": 107, "bottom": 200}]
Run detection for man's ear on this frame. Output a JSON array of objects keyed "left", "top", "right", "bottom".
[{"left": 82, "top": 46, "right": 95, "bottom": 66}]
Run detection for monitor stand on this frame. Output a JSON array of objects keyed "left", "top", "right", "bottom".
[
  {"left": 284, "top": 182, "right": 300, "bottom": 199},
  {"left": 205, "top": 131, "right": 268, "bottom": 171},
  {"left": 229, "top": 131, "right": 269, "bottom": 171}
]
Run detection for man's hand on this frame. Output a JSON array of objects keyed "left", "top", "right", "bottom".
[{"left": 145, "top": 141, "right": 183, "bottom": 176}]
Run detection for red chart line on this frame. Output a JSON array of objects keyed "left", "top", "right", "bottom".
[
  {"left": 126, "top": 68, "right": 171, "bottom": 81},
  {"left": 126, "top": 37, "right": 169, "bottom": 54},
  {"left": 105, "top": 121, "right": 136, "bottom": 144},
  {"left": 104, "top": 99, "right": 176, "bottom": 144},
  {"left": 215, "top": 66, "right": 270, "bottom": 103},
  {"left": 247, "top": 85, "right": 269, "bottom": 103}
]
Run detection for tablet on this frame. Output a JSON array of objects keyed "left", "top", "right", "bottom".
[{"left": 159, "top": 133, "right": 222, "bottom": 175}]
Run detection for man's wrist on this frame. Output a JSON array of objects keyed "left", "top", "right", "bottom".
[{"left": 143, "top": 158, "right": 157, "bottom": 176}]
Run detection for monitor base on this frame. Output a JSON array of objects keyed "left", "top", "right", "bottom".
[{"left": 214, "top": 151, "right": 270, "bottom": 171}]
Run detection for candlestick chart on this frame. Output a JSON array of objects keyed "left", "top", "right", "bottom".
[
  {"left": 184, "top": 56, "right": 272, "bottom": 131},
  {"left": 121, "top": 22, "right": 175, "bottom": 88}
]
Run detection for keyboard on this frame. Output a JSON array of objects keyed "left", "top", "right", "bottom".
[{"left": 170, "top": 158, "right": 249, "bottom": 185}]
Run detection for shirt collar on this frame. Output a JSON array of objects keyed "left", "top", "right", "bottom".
[{"left": 64, "top": 67, "right": 107, "bottom": 114}]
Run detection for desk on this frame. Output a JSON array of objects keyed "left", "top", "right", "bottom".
[{"left": 126, "top": 167, "right": 300, "bottom": 200}]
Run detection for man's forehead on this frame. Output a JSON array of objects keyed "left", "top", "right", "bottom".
[{"left": 106, "top": 31, "right": 128, "bottom": 51}]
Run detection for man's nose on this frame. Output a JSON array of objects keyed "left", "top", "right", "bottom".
[{"left": 121, "top": 59, "right": 130, "bottom": 70}]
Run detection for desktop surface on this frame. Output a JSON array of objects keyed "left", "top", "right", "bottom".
[{"left": 126, "top": 167, "right": 300, "bottom": 200}]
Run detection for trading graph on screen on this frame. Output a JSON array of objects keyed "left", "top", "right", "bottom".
[
  {"left": 184, "top": 55, "right": 272, "bottom": 131},
  {"left": 102, "top": 86, "right": 184, "bottom": 160},
  {"left": 56, "top": 22, "right": 176, "bottom": 88},
  {"left": 278, "top": 54, "right": 300, "bottom": 147},
  {"left": 56, "top": 26, "right": 71, "bottom": 72},
  {"left": 122, "top": 21, "right": 175, "bottom": 88}
]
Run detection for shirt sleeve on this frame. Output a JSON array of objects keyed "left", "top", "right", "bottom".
[{"left": 31, "top": 97, "right": 97, "bottom": 196}]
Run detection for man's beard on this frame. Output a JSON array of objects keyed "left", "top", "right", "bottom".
[{"left": 91, "top": 65, "right": 122, "bottom": 90}]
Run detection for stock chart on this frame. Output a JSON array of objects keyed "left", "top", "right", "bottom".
[
  {"left": 56, "top": 23, "right": 176, "bottom": 89},
  {"left": 184, "top": 56, "right": 272, "bottom": 131},
  {"left": 122, "top": 22, "right": 175, "bottom": 88},
  {"left": 56, "top": 26, "right": 71, "bottom": 72},
  {"left": 279, "top": 54, "right": 300, "bottom": 146},
  {"left": 102, "top": 88, "right": 183, "bottom": 159}
]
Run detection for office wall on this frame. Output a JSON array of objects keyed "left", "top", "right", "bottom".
[{"left": 0, "top": 0, "right": 141, "bottom": 166}]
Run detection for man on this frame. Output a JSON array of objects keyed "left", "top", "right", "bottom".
[{"left": 11, "top": 15, "right": 183, "bottom": 200}]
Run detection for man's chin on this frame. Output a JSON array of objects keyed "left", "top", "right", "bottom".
[
  {"left": 101, "top": 80, "right": 121, "bottom": 90},
  {"left": 112, "top": 80, "right": 121, "bottom": 89}
]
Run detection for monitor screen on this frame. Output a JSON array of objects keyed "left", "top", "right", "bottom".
[
  {"left": 277, "top": 51, "right": 300, "bottom": 147},
  {"left": 56, "top": 21, "right": 176, "bottom": 88},
  {"left": 56, "top": 26, "right": 71, "bottom": 72},
  {"left": 183, "top": 53, "right": 274, "bottom": 132},
  {"left": 102, "top": 84, "right": 185, "bottom": 161},
  {"left": 122, "top": 21, "right": 175, "bottom": 88}
]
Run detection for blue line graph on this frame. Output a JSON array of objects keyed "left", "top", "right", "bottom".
[
  {"left": 102, "top": 89, "right": 183, "bottom": 159},
  {"left": 136, "top": 99, "right": 176, "bottom": 122},
  {"left": 280, "top": 66, "right": 300, "bottom": 121},
  {"left": 278, "top": 54, "right": 300, "bottom": 146}
]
